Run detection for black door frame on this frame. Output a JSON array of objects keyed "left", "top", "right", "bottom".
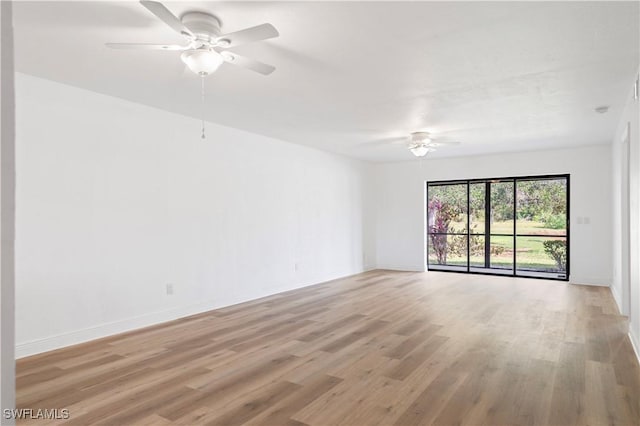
[{"left": 426, "top": 174, "right": 570, "bottom": 281}]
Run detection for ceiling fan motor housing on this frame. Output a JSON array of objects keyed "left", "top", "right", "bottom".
[
  {"left": 410, "top": 132, "right": 431, "bottom": 143},
  {"left": 181, "top": 12, "right": 222, "bottom": 42}
]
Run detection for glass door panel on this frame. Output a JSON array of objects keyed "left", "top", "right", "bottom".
[
  {"left": 490, "top": 180, "right": 514, "bottom": 234},
  {"left": 515, "top": 177, "right": 568, "bottom": 278},
  {"left": 428, "top": 235, "right": 468, "bottom": 269},
  {"left": 469, "top": 235, "right": 485, "bottom": 267},
  {"left": 469, "top": 183, "right": 486, "bottom": 235},
  {"left": 488, "top": 180, "right": 514, "bottom": 273},
  {"left": 427, "top": 183, "right": 468, "bottom": 234},
  {"left": 489, "top": 235, "right": 514, "bottom": 272},
  {"left": 427, "top": 183, "right": 468, "bottom": 271},
  {"left": 516, "top": 179, "right": 567, "bottom": 236},
  {"left": 515, "top": 236, "right": 567, "bottom": 277}
]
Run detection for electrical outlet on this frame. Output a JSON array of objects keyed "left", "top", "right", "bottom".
[
  {"left": 294, "top": 263, "right": 299, "bottom": 272},
  {"left": 166, "top": 283, "right": 174, "bottom": 295}
]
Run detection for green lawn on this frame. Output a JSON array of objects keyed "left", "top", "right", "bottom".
[
  {"left": 428, "top": 220, "right": 566, "bottom": 272},
  {"left": 449, "top": 219, "right": 566, "bottom": 236}
]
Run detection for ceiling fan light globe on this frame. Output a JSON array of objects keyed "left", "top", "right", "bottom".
[
  {"left": 181, "top": 49, "right": 224, "bottom": 75},
  {"left": 409, "top": 145, "right": 430, "bottom": 157}
]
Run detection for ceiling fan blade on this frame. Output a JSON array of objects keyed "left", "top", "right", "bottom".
[
  {"left": 221, "top": 52, "right": 275, "bottom": 75},
  {"left": 215, "top": 23, "right": 279, "bottom": 48},
  {"left": 105, "top": 43, "right": 188, "bottom": 50},
  {"left": 389, "top": 138, "right": 410, "bottom": 145},
  {"left": 427, "top": 141, "right": 461, "bottom": 146},
  {"left": 139, "top": 0, "right": 194, "bottom": 39},
  {"left": 357, "top": 137, "right": 407, "bottom": 148}
]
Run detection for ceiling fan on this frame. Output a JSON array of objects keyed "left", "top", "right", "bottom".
[
  {"left": 406, "top": 132, "right": 460, "bottom": 157},
  {"left": 106, "top": 0, "right": 279, "bottom": 76},
  {"left": 376, "top": 132, "right": 460, "bottom": 157}
]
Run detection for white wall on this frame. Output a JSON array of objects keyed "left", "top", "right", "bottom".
[
  {"left": 13, "top": 71, "right": 633, "bottom": 361},
  {"left": 15, "top": 73, "right": 374, "bottom": 358},
  {"left": 611, "top": 67, "right": 640, "bottom": 360},
  {"left": 374, "top": 145, "right": 613, "bottom": 286},
  {"left": 0, "top": 1, "right": 16, "bottom": 422}
]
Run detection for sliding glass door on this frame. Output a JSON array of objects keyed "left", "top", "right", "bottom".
[{"left": 427, "top": 175, "right": 569, "bottom": 280}]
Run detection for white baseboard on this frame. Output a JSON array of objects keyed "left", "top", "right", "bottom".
[
  {"left": 16, "top": 299, "right": 224, "bottom": 359},
  {"left": 15, "top": 269, "right": 367, "bottom": 359},
  {"left": 376, "top": 264, "right": 426, "bottom": 272},
  {"left": 610, "top": 284, "right": 624, "bottom": 315},
  {"left": 629, "top": 328, "right": 640, "bottom": 366},
  {"left": 569, "top": 276, "right": 611, "bottom": 287}
]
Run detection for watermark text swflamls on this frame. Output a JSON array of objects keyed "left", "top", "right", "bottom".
[{"left": 3, "top": 408, "right": 70, "bottom": 420}]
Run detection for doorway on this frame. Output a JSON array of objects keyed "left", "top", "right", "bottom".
[
  {"left": 427, "top": 175, "right": 569, "bottom": 280},
  {"left": 621, "top": 124, "right": 631, "bottom": 315}
]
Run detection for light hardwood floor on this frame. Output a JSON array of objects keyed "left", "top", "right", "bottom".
[{"left": 16, "top": 270, "right": 640, "bottom": 425}]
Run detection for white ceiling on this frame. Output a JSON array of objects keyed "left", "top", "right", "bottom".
[{"left": 13, "top": 1, "right": 640, "bottom": 162}]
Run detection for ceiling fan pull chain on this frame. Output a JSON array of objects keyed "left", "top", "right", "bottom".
[{"left": 201, "top": 75, "right": 206, "bottom": 139}]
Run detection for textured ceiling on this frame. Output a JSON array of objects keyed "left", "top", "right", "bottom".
[{"left": 13, "top": 1, "right": 640, "bottom": 162}]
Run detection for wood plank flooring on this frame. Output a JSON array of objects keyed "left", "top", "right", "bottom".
[{"left": 16, "top": 270, "right": 640, "bottom": 425}]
